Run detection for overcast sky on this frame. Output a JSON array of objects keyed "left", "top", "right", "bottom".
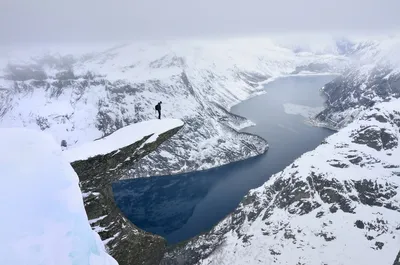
[{"left": 1, "top": 0, "right": 400, "bottom": 44}]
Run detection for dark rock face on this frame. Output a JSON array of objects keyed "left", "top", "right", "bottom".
[
  {"left": 352, "top": 126, "right": 398, "bottom": 151},
  {"left": 71, "top": 126, "right": 182, "bottom": 265},
  {"left": 61, "top": 140, "right": 67, "bottom": 147},
  {"left": 355, "top": 220, "right": 365, "bottom": 229},
  {"left": 393, "top": 250, "right": 400, "bottom": 265},
  {"left": 353, "top": 179, "right": 398, "bottom": 209}
]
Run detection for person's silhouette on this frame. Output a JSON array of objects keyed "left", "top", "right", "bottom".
[{"left": 155, "top": 101, "right": 162, "bottom": 119}]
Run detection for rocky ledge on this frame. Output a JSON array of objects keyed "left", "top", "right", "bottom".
[{"left": 70, "top": 125, "right": 183, "bottom": 265}]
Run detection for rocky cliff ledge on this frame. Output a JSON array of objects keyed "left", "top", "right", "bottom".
[{"left": 66, "top": 120, "right": 184, "bottom": 265}]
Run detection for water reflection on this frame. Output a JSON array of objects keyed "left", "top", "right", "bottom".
[{"left": 112, "top": 155, "right": 264, "bottom": 237}]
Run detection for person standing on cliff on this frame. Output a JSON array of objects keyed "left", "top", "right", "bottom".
[{"left": 155, "top": 101, "right": 162, "bottom": 119}]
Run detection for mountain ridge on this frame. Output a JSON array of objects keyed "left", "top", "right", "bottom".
[
  {"left": 0, "top": 37, "right": 348, "bottom": 178},
  {"left": 2, "top": 35, "right": 400, "bottom": 264}
]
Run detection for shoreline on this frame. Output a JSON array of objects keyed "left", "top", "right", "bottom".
[
  {"left": 118, "top": 152, "right": 267, "bottom": 182},
  {"left": 114, "top": 72, "right": 342, "bottom": 252},
  {"left": 128, "top": 72, "right": 341, "bottom": 181},
  {"left": 229, "top": 71, "right": 341, "bottom": 133},
  {"left": 255, "top": 71, "right": 341, "bottom": 90},
  {"left": 306, "top": 118, "right": 340, "bottom": 132}
]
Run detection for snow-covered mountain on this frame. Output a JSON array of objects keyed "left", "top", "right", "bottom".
[
  {"left": 0, "top": 128, "right": 118, "bottom": 265},
  {"left": 315, "top": 37, "right": 400, "bottom": 129},
  {"left": 159, "top": 37, "right": 400, "bottom": 264},
  {"left": 2, "top": 35, "right": 400, "bottom": 265},
  {"left": 0, "top": 37, "right": 348, "bottom": 178},
  {"left": 163, "top": 98, "right": 400, "bottom": 265}
]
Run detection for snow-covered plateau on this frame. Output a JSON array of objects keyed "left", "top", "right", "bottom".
[{"left": 0, "top": 128, "right": 118, "bottom": 265}]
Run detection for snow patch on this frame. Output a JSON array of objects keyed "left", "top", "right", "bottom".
[{"left": 283, "top": 103, "right": 324, "bottom": 119}]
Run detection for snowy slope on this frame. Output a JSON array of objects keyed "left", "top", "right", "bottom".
[
  {"left": 0, "top": 128, "right": 117, "bottom": 265},
  {"left": 64, "top": 118, "right": 183, "bottom": 162},
  {"left": 0, "top": 36, "right": 348, "bottom": 178},
  {"left": 315, "top": 36, "right": 400, "bottom": 129},
  {"left": 163, "top": 98, "right": 400, "bottom": 265}
]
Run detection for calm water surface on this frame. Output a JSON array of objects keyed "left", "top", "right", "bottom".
[{"left": 113, "top": 75, "right": 337, "bottom": 244}]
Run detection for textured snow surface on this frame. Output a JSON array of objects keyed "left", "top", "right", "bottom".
[
  {"left": 0, "top": 128, "right": 118, "bottom": 265},
  {"left": 64, "top": 118, "right": 183, "bottom": 162},
  {"left": 166, "top": 98, "right": 400, "bottom": 265}
]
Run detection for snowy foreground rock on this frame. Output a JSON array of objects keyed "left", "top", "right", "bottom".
[
  {"left": 163, "top": 99, "right": 400, "bottom": 265},
  {"left": 0, "top": 128, "right": 117, "bottom": 265}
]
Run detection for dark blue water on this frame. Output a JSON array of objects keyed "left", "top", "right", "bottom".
[{"left": 112, "top": 75, "right": 336, "bottom": 244}]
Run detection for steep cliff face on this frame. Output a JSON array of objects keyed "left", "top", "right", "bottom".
[
  {"left": 67, "top": 120, "right": 184, "bottom": 265},
  {"left": 162, "top": 99, "right": 400, "bottom": 265}
]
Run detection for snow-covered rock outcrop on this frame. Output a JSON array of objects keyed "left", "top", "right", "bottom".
[
  {"left": 0, "top": 128, "right": 117, "bottom": 265},
  {"left": 163, "top": 98, "right": 400, "bottom": 265},
  {"left": 64, "top": 118, "right": 184, "bottom": 162},
  {"left": 68, "top": 119, "right": 184, "bottom": 265}
]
